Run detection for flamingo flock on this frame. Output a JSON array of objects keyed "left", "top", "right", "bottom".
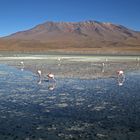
[
  {"left": 37, "top": 70, "right": 55, "bottom": 81},
  {"left": 20, "top": 61, "right": 56, "bottom": 85},
  {"left": 19, "top": 57, "right": 130, "bottom": 88}
]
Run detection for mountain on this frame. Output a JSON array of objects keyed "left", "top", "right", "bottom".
[{"left": 0, "top": 20, "right": 140, "bottom": 54}]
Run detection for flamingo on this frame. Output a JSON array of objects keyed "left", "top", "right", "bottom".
[
  {"left": 57, "top": 57, "right": 61, "bottom": 66},
  {"left": 20, "top": 61, "right": 24, "bottom": 65},
  {"left": 37, "top": 70, "right": 42, "bottom": 84},
  {"left": 37, "top": 70, "right": 42, "bottom": 77},
  {"left": 117, "top": 70, "right": 124, "bottom": 75},
  {"left": 137, "top": 57, "right": 140, "bottom": 62},
  {"left": 101, "top": 62, "right": 105, "bottom": 73},
  {"left": 20, "top": 61, "right": 24, "bottom": 71},
  {"left": 117, "top": 70, "right": 125, "bottom": 86},
  {"left": 105, "top": 58, "right": 108, "bottom": 62},
  {"left": 47, "top": 72, "right": 55, "bottom": 81},
  {"left": 57, "top": 57, "right": 61, "bottom": 61}
]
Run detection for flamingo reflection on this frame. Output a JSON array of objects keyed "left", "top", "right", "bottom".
[{"left": 48, "top": 83, "right": 56, "bottom": 91}]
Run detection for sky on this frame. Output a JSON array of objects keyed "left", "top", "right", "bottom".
[{"left": 0, "top": 0, "right": 140, "bottom": 37}]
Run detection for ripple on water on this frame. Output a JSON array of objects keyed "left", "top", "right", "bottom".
[{"left": 0, "top": 64, "right": 140, "bottom": 139}]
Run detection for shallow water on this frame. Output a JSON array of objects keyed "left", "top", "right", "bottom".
[{"left": 0, "top": 63, "right": 140, "bottom": 140}]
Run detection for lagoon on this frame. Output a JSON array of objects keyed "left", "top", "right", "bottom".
[{"left": 0, "top": 55, "right": 140, "bottom": 140}]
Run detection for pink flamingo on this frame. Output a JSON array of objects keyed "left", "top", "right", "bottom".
[
  {"left": 117, "top": 70, "right": 125, "bottom": 86},
  {"left": 47, "top": 72, "right": 55, "bottom": 81},
  {"left": 117, "top": 70, "right": 124, "bottom": 75}
]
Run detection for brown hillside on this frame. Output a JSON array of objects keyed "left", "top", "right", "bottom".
[{"left": 0, "top": 20, "right": 140, "bottom": 54}]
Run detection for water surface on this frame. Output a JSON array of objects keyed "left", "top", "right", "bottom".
[{"left": 0, "top": 61, "right": 140, "bottom": 140}]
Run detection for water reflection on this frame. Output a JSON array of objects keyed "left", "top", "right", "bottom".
[
  {"left": 117, "top": 73, "right": 125, "bottom": 86},
  {"left": 0, "top": 63, "right": 140, "bottom": 140},
  {"left": 37, "top": 78, "right": 42, "bottom": 85},
  {"left": 48, "top": 83, "right": 56, "bottom": 91},
  {"left": 37, "top": 77, "right": 56, "bottom": 90}
]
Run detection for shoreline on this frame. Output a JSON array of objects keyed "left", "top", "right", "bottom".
[
  {"left": 0, "top": 54, "right": 139, "bottom": 62},
  {"left": 0, "top": 56, "right": 139, "bottom": 80}
]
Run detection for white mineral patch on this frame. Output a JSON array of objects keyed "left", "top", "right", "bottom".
[
  {"left": 76, "top": 102, "right": 83, "bottom": 106},
  {"left": 96, "top": 133, "right": 107, "bottom": 138},
  {"left": 36, "top": 125, "right": 44, "bottom": 130},
  {"left": 56, "top": 103, "right": 68, "bottom": 108},
  {"left": 76, "top": 98, "right": 85, "bottom": 102},
  {"left": 47, "top": 96, "right": 56, "bottom": 99},
  {"left": 92, "top": 106, "right": 106, "bottom": 111}
]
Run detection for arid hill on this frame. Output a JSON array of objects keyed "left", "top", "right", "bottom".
[{"left": 0, "top": 20, "right": 140, "bottom": 54}]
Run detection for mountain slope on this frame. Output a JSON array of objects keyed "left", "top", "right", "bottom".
[{"left": 0, "top": 20, "right": 140, "bottom": 54}]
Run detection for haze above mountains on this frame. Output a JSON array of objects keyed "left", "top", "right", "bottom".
[{"left": 0, "top": 20, "right": 140, "bottom": 54}]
